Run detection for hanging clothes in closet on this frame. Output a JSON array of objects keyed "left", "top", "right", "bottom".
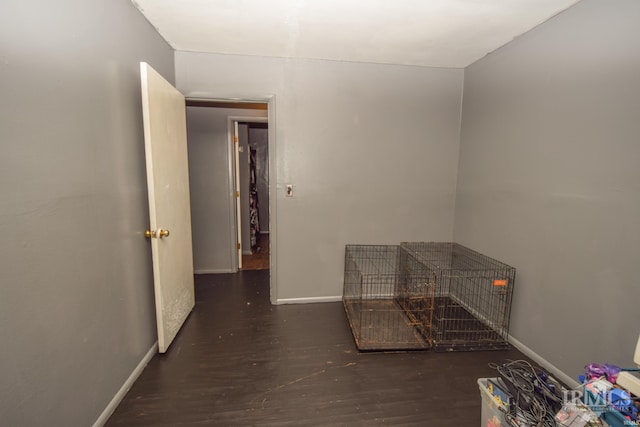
[{"left": 249, "top": 147, "right": 261, "bottom": 253}]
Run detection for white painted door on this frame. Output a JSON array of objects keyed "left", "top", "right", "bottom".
[{"left": 140, "top": 62, "right": 195, "bottom": 353}]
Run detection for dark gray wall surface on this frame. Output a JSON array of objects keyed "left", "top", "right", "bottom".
[
  {"left": 456, "top": 0, "right": 640, "bottom": 378},
  {"left": 187, "top": 108, "right": 266, "bottom": 272},
  {"left": 0, "top": 0, "right": 174, "bottom": 425},
  {"left": 176, "top": 53, "right": 464, "bottom": 301}
]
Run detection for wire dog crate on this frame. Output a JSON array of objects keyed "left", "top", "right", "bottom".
[
  {"left": 400, "top": 242, "right": 515, "bottom": 351},
  {"left": 343, "top": 245, "right": 433, "bottom": 350},
  {"left": 343, "top": 243, "right": 515, "bottom": 352}
]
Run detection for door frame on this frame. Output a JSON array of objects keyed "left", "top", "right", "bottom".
[
  {"left": 228, "top": 116, "right": 269, "bottom": 270},
  {"left": 187, "top": 96, "right": 277, "bottom": 304}
]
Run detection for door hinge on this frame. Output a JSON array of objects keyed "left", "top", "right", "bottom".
[
  {"left": 236, "top": 191, "right": 240, "bottom": 198},
  {"left": 234, "top": 136, "right": 238, "bottom": 143},
  {"left": 237, "top": 243, "right": 241, "bottom": 250}
]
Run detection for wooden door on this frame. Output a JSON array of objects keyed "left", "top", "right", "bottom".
[{"left": 140, "top": 62, "right": 195, "bottom": 353}]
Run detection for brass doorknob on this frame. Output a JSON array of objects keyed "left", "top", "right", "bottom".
[{"left": 145, "top": 229, "right": 170, "bottom": 238}]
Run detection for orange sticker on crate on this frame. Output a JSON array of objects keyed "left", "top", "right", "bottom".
[{"left": 493, "top": 279, "right": 507, "bottom": 287}]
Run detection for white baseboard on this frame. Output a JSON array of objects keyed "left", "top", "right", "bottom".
[
  {"left": 276, "top": 296, "right": 342, "bottom": 305},
  {"left": 194, "top": 269, "right": 235, "bottom": 274},
  {"left": 508, "top": 335, "right": 579, "bottom": 389},
  {"left": 92, "top": 342, "right": 158, "bottom": 427}
]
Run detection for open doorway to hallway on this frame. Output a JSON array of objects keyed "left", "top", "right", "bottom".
[
  {"left": 238, "top": 122, "right": 269, "bottom": 271},
  {"left": 185, "top": 100, "right": 270, "bottom": 275}
]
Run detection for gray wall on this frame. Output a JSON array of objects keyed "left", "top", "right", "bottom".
[
  {"left": 176, "top": 53, "right": 464, "bottom": 301},
  {"left": 187, "top": 108, "right": 266, "bottom": 272},
  {"left": 455, "top": 0, "right": 640, "bottom": 379},
  {"left": 0, "top": 0, "right": 174, "bottom": 425}
]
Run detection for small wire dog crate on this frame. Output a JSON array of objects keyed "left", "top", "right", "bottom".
[
  {"left": 343, "top": 245, "right": 433, "bottom": 350},
  {"left": 343, "top": 243, "right": 515, "bottom": 352}
]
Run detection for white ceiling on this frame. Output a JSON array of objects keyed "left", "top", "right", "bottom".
[{"left": 132, "top": 0, "right": 581, "bottom": 69}]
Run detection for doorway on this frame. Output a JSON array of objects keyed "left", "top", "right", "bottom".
[
  {"left": 185, "top": 99, "right": 274, "bottom": 284},
  {"left": 237, "top": 122, "right": 270, "bottom": 271}
]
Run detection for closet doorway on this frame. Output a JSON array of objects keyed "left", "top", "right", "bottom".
[{"left": 234, "top": 120, "right": 270, "bottom": 271}]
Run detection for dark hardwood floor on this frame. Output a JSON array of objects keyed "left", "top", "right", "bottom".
[{"left": 106, "top": 271, "right": 531, "bottom": 426}]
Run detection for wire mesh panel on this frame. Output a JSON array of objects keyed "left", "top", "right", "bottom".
[
  {"left": 400, "top": 242, "right": 516, "bottom": 352},
  {"left": 343, "top": 245, "right": 432, "bottom": 350},
  {"left": 396, "top": 248, "right": 436, "bottom": 347}
]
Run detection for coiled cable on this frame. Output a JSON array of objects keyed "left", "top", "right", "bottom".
[{"left": 489, "top": 360, "right": 562, "bottom": 427}]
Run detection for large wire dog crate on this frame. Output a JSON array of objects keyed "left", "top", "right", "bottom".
[
  {"left": 400, "top": 242, "right": 515, "bottom": 351},
  {"left": 343, "top": 243, "right": 515, "bottom": 352}
]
